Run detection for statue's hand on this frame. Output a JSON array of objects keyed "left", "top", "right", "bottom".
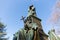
[{"left": 32, "top": 27, "right": 38, "bottom": 31}]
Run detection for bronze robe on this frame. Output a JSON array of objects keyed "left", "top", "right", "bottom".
[{"left": 18, "top": 28, "right": 43, "bottom": 40}]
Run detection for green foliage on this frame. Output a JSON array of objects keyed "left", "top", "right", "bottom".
[
  {"left": 0, "top": 22, "right": 5, "bottom": 28},
  {"left": 0, "top": 22, "right": 7, "bottom": 40}
]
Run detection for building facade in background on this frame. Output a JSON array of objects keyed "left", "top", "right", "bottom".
[{"left": 48, "top": 29, "right": 60, "bottom": 40}]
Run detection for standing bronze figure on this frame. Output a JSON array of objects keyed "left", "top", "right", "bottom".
[{"left": 13, "top": 5, "right": 48, "bottom": 40}]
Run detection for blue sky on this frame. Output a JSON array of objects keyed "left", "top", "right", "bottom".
[{"left": 0, "top": 0, "right": 57, "bottom": 40}]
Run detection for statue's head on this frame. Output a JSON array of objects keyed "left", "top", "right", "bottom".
[
  {"left": 28, "top": 5, "right": 36, "bottom": 17},
  {"left": 29, "top": 5, "right": 35, "bottom": 11}
]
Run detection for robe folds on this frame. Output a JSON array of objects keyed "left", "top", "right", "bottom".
[{"left": 18, "top": 28, "right": 41, "bottom": 40}]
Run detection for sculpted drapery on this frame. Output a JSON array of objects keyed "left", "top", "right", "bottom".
[{"left": 18, "top": 22, "right": 41, "bottom": 40}]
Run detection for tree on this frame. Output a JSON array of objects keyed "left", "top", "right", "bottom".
[{"left": 0, "top": 22, "right": 7, "bottom": 40}]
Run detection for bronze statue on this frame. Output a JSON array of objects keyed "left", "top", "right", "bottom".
[{"left": 13, "top": 5, "right": 48, "bottom": 40}]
